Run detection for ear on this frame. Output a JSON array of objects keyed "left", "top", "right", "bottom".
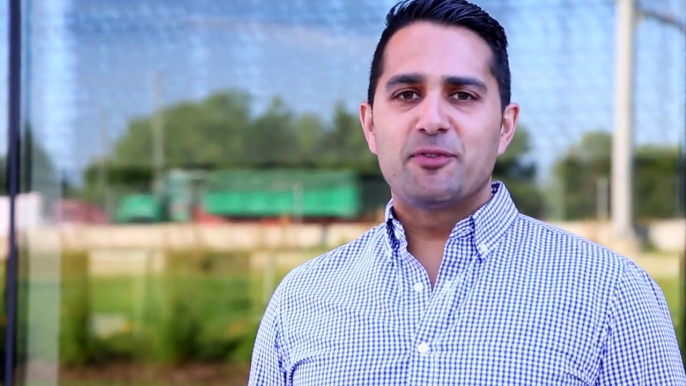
[
  {"left": 497, "top": 102, "right": 520, "bottom": 156},
  {"left": 359, "top": 101, "right": 378, "bottom": 155}
]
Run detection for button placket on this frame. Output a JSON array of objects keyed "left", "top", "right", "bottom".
[{"left": 399, "top": 249, "right": 431, "bottom": 340}]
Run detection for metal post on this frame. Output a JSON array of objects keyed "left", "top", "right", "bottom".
[
  {"left": 293, "top": 182, "right": 304, "bottom": 250},
  {"left": 4, "top": 0, "right": 22, "bottom": 384},
  {"left": 98, "top": 110, "right": 111, "bottom": 216},
  {"left": 681, "top": 146, "right": 686, "bottom": 363},
  {"left": 611, "top": 0, "right": 636, "bottom": 239},
  {"left": 597, "top": 177, "right": 610, "bottom": 221},
  {"left": 263, "top": 252, "right": 276, "bottom": 307},
  {"left": 152, "top": 72, "right": 165, "bottom": 197}
]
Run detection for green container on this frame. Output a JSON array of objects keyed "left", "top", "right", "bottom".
[
  {"left": 202, "top": 169, "right": 361, "bottom": 219},
  {"left": 115, "top": 194, "right": 162, "bottom": 223}
]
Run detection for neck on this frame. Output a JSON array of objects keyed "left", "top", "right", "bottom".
[
  {"left": 392, "top": 181, "right": 494, "bottom": 243},
  {"left": 390, "top": 180, "right": 494, "bottom": 287}
]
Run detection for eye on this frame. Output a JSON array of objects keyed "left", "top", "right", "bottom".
[
  {"left": 396, "top": 90, "right": 419, "bottom": 100},
  {"left": 452, "top": 92, "right": 476, "bottom": 101}
]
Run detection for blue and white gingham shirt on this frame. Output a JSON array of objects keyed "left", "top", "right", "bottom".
[{"left": 249, "top": 181, "right": 686, "bottom": 385}]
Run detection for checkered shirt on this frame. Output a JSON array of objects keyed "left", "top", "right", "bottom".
[{"left": 249, "top": 181, "right": 685, "bottom": 385}]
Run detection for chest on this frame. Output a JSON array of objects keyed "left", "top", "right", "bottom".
[{"left": 280, "top": 267, "right": 604, "bottom": 386}]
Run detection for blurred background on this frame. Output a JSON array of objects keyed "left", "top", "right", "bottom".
[{"left": 0, "top": 0, "right": 684, "bottom": 384}]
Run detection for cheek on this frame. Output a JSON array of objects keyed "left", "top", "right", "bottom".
[
  {"left": 372, "top": 118, "right": 403, "bottom": 156},
  {"left": 374, "top": 134, "right": 405, "bottom": 177},
  {"left": 463, "top": 129, "right": 501, "bottom": 163},
  {"left": 375, "top": 136, "right": 398, "bottom": 165}
]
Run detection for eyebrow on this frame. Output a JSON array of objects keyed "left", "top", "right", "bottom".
[
  {"left": 385, "top": 73, "right": 488, "bottom": 93},
  {"left": 444, "top": 75, "right": 488, "bottom": 93},
  {"left": 385, "top": 73, "right": 425, "bottom": 91}
]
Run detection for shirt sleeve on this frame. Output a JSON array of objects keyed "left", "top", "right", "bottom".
[
  {"left": 248, "top": 287, "right": 287, "bottom": 386},
  {"left": 596, "top": 263, "right": 686, "bottom": 385}
]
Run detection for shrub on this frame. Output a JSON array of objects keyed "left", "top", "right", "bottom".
[{"left": 59, "top": 251, "right": 93, "bottom": 366}]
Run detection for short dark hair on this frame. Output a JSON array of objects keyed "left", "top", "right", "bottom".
[{"left": 367, "top": 0, "right": 511, "bottom": 110}]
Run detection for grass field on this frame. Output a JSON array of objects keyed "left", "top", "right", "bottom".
[
  {"left": 2, "top": 250, "right": 265, "bottom": 385},
  {"left": 656, "top": 277, "right": 682, "bottom": 337},
  {"left": 1, "top": 252, "right": 685, "bottom": 385}
]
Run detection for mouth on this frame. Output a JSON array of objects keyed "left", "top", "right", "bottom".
[
  {"left": 410, "top": 148, "right": 455, "bottom": 159},
  {"left": 409, "top": 148, "right": 456, "bottom": 169},
  {"left": 413, "top": 152, "right": 451, "bottom": 158}
]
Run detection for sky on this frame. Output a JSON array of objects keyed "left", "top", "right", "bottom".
[{"left": 0, "top": 0, "right": 684, "bottom": 184}]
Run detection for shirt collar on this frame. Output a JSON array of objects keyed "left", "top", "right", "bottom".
[{"left": 383, "top": 181, "right": 518, "bottom": 260}]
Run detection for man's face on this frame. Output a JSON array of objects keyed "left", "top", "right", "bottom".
[{"left": 360, "top": 21, "right": 519, "bottom": 211}]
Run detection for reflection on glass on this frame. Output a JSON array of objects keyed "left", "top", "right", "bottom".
[{"left": 6, "top": 0, "right": 685, "bottom": 384}]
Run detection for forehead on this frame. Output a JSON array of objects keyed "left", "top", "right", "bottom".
[{"left": 381, "top": 21, "right": 494, "bottom": 84}]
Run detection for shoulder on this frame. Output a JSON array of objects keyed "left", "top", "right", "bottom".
[
  {"left": 506, "top": 214, "right": 674, "bottom": 328},
  {"left": 272, "top": 223, "right": 387, "bottom": 298},
  {"left": 505, "top": 214, "right": 659, "bottom": 305},
  {"left": 510, "top": 214, "right": 672, "bottom": 316},
  {"left": 511, "top": 213, "right": 637, "bottom": 270}
]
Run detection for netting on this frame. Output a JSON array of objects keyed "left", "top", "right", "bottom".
[
  {"left": 8, "top": 0, "right": 683, "bottom": 221},
  {"left": 3, "top": 1, "right": 685, "bottom": 384}
]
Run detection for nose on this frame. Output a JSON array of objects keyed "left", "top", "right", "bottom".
[{"left": 416, "top": 94, "right": 449, "bottom": 135}]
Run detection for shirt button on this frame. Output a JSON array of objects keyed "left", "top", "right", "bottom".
[
  {"left": 417, "top": 342, "right": 430, "bottom": 354},
  {"left": 413, "top": 282, "right": 424, "bottom": 292}
]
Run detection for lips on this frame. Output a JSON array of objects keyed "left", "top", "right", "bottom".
[
  {"left": 410, "top": 148, "right": 455, "bottom": 169},
  {"left": 411, "top": 147, "right": 454, "bottom": 157},
  {"left": 414, "top": 152, "right": 450, "bottom": 158}
]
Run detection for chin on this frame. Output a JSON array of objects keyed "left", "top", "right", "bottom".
[{"left": 407, "top": 188, "right": 462, "bottom": 210}]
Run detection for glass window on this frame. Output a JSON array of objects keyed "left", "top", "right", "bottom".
[{"left": 4, "top": 0, "right": 685, "bottom": 384}]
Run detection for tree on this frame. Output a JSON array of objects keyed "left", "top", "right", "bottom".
[
  {"left": 493, "top": 125, "right": 545, "bottom": 218},
  {"left": 295, "top": 113, "right": 326, "bottom": 166},
  {"left": 244, "top": 97, "right": 299, "bottom": 167},
  {"left": 634, "top": 144, "right": 682, "bottom": 219},
  {"left": 19, "top": 124, "right": 59, "bottom": 194},
  {"left": 553, "top": 131, "right": 612, "bottom": 220},
  {"left": 114, "top": 89, "right": 252, "bottom": 169},
  {"left": 85, "top": 88, "right": 547, "bottom": 219},
  {"left": 553, "top": 130, "right": 681, "bottom": 220},
  {"left": 319, "top": 101, "right": 378, "bottom": 172}
]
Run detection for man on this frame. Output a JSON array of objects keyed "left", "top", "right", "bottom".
[{"left": 249, "top": 0, "right": 686, "bottom": 384}]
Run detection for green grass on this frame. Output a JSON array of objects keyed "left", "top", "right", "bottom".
[
  {"left": 655, "top": 277, "right": 683, "bottom": 354},
  {"left": 1, "top": 248, "right": 293, "bottom": 368},
  {"left": 52, "top": 250, "right": 261, "bottom": 384},
  {"left": 1, "top": 252, "right": 685, "bottom": 385},
  {"left": 656, "top": 277, "right": 681, "bottom": 325}
]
